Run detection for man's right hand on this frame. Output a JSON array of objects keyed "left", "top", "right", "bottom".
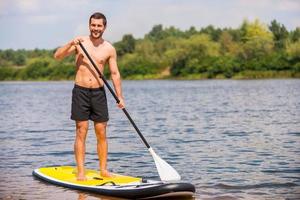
[
  {"left": 70, "top": 37, "right": 84, "bottom": 46},
  {"left": 54, "top": 37, "right": 84, "bottom": 60},
  {"left": 117, "top": 97, "right": 125, "bottom": 109}
]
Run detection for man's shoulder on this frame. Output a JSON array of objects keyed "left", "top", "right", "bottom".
[
  {"left": 104, "top": 40, "right": 116, "bottom": 53},
  {"left": 104, "top": 40, "right": 115, "bottom": 49}
]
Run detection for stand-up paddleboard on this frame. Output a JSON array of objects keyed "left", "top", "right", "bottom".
[{"left": 33, "top": 166, "right": 195, "bottom": 199}]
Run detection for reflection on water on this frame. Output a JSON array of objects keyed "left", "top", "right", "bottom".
[
  {"left": 75, "top": 191, "right": 195, "bottom": 200},
  {"left": 76, "top": 192, "right": 123, "bottom": 200},
  {"left": 0, "top": 80, "right": 299, "bottom": 199}
]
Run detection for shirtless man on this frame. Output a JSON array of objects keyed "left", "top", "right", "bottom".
[{"left": 54, "top": 12, "right": 124, "bottom": 180}]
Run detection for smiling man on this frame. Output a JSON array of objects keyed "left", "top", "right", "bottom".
[{"left": 54, "top": 12, "right": 124, "bottom": 180}]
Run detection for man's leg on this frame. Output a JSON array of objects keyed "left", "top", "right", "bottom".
[
  {"left": 74, "top": 120, "right": 89, "bottom": 181},
  {"left": 94, "top": 121, "right": 112, "bottom": 177}
]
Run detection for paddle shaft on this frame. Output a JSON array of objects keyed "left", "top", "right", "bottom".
[{"left": 79, "top": 42, "right": 150, "bottom": 149}]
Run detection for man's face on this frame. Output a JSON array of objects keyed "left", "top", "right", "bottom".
[{"left": 89, "top": 18, "right": 106, "bottom": 39}]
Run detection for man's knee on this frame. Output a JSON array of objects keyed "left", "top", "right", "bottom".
[
  {"left": 76, "top": 121, "right": 88, "bottom": 136},
  {"left": 94, "top": 122, "right": 107, "bottom": 140}
]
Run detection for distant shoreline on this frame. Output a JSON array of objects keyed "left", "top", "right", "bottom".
[
  {"left": 1, "top": 70, "right": 299, "bottom": 82},
  {"left": 123, "top": 70, "right": 300, "bottom": 80},
  {"left": 1, "top": 20, "right": 300, "bottom": 82}
]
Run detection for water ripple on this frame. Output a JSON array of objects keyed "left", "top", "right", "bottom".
[
  {"left": 211, "top": 182, "right": 298, "bottom": 190},
  {"left": 1, "top": 80, "right": 300, "bottom": 200}
]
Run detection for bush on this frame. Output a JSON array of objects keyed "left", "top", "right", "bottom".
[
  {"left": 170, "top": 57, "right": 187, "bottom": 76},
  {"left": 119, "top": 54, "right": 158, "bottom": 77},
  {"left": 292, "top": 62, "right": 300, "bottom": 72},
  {"left": 19, "top": 58, "right": 52, "bottom": 80},
  {"left": 49, "top": 62, "right": 75, "bottom": 80},
  {"left": 0, "top": 67, "right": 18, "bottom": 80}
]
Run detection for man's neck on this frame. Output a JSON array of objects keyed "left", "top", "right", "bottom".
[{"left": 89, "top": 35, "right": 104, "bottom": 46}]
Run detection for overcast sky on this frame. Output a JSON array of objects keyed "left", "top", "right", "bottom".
[{"left": 0, "top": 0, "right": 299, "bottom": 49}]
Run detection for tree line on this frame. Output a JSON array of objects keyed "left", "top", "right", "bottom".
[{"left": 0, "top": 19, "right": 299, "bottom": 80}]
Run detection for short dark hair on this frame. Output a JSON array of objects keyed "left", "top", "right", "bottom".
[{"left": 89, "top": 12, "right": 107, "bottom": 26}]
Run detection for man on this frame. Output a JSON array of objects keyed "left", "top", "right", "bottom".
[{"left": 54, "top": 12, "right": 124, "bottom": 180}]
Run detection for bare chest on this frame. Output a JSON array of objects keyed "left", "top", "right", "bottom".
[
  {"left": 85, "top": 46, "right": 109, "bottom": 66},
  {"left": 77, "top": 40, "right": 111, "bottom": 66}
]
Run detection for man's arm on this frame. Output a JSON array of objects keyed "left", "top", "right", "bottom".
[
  {"left": 54, "top": 37, "right": 83, "bottom": 60},
  {"left": 108, "top": 47, "right": 125, "bottom": 108}
]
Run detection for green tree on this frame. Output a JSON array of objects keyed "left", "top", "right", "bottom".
[
  {"left": 146, "top": 24, "right": 165, "bottom": 41},
  {"left": 224, "top": 28, "right": 242, "bottom": 42},
  {"left": 185, "top": 26, "right": 198, "bottom": 37},
  {"left": 241, "top": 19, "right": 273, "bottom": 42},
  {"left": 269, "top": 19, "right": 289, "bottom": 49},
  {"left": 0, "top": 67, "right": 18, "bottom": 80},
  {"left": 219, "top": 31, "right": 241, "bottom": 56},
  {"left": 163, "top": 26, "right": 185, "bottom": 38},
  {"left": 169, "top": 34, "right": 220, "bottom": 76},
  {"left": 20, "top": 58, "right": 52, "bottom": 80},
  {"left": 14, "top": 53, "right": 26, "bottom": 66},
  {"left": 200, "top": 25, "right": 222, "bottom": 41},
  {"left": 0, "top": 49, "right": 15, "bottom": 64},
  {"left": 49, "top": 61, "right": 75, "bottom": 80},
  {"left": 290, "top": 27, "right": 300, "bottom": 42},
  {"left": 170, "top": 57, "right": 187, "bottom": 76},
  {"left": 239, "top": 19, "right": 274, "bottom": 70},
  {"left": 118, "top": 53, "right": 157, "bottom": 77},
  {"left": 115, "top": 34, "right": 136, "bottom": 56},
  {"left": 286, "top": 40, "right": 300, "bottom": 70}
]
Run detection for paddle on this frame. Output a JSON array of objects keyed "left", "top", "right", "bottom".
[{"left": 78, "top": 42, "right": 181, "bottom": 182}]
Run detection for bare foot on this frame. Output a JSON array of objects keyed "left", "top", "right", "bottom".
[
  {"left": 100, "top": 170, "right": 115, "bottom": 178},
  {"left": 76, "top": 173, "right": 87, "bottom": 181}
]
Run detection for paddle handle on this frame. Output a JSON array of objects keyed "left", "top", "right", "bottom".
[{"left": 79, "top": 42, "right": 151, "bottom": 149}]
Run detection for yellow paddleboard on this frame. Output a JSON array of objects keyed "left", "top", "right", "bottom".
[
  {"left": 37, "top": 166, "right": 141, "bottom": 186},
  {"left": 33, "top": 166, "right": 195, "bottom": 199}
]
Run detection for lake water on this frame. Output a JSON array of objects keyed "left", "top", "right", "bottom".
[{"left": 0, "top": 80, "right": 299, "bottom": 200}]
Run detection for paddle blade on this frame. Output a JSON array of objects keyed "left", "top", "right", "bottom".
[{"left": 148, "top": 147, "right": 181, "bottom": 182}]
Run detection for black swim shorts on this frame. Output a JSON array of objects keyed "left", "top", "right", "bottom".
[{"left": 71, "top": 84, "right": 109, "bottom": 122}]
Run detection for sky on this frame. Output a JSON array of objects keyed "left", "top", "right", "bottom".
[{"left": 0, "top": 0, "right": 299, "bottom": 50}]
